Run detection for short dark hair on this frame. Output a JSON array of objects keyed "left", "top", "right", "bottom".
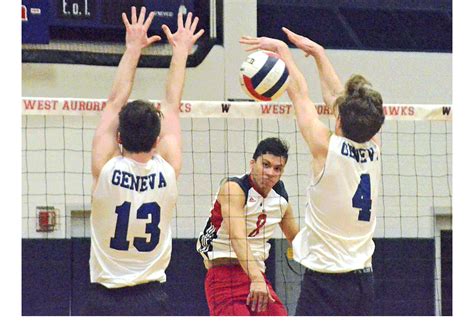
[
  {"left": 334, "top": 75, "right": 385, "bottom": 143},
  {"left": 118, "top": 100, "right": 162, "bottom": 153},
  {"left": 252, "top": 137, "right": 289, "bottom": 161}
]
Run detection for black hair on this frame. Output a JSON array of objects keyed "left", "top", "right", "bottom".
[
  {"left": 334, "top": 75, "right": 385, "bottom": 143},
  {"left": 118, "top": 100, "right": 162, "bottom": 153},
  {"left": 252, "top": 137, "right": 289, "bottom": 161}
]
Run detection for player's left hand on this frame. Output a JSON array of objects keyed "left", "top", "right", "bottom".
[
  {"left": 122, "top": 6, "right": 161, "bottom": 50},
  {"left": 239, "top": 36, "right": 288, "bottom": 54},
  {"left": 282, "top": 27, "right": 323, "bottom": 57}
]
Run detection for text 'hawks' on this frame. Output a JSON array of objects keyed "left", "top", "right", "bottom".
[{"left": 111, "top": 170, "right": 167, "bottom": 192}]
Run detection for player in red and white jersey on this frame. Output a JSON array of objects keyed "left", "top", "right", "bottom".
[
  {"left": 81, "top": 7, "right": 204, "bottom": 316},
  {"left": 241, "top": 29, "right": 385, "bottom": 315},
  {"left": 197, "top": 137, "right": 299, "bottom": 316}
]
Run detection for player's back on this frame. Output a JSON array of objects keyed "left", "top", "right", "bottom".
[
  {"left": 293, "top": 134, "right": 381, "bottom": 272},
  {"left": 90, "top": 155, "right": 177, "bottom": 288}
]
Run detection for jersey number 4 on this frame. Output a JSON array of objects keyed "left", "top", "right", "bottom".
[
  {"left": 110, "top": 201, "right": 161, "bottom": 252},
  {"left": 352, "top": 174, "right": 372, "bottom": 222}
]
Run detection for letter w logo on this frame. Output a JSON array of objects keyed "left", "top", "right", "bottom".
[
  {"left": 221, "top": 103, "right": 231, "bottom": 113},
  {"left": 442, "top": 106, "right": 451, "bottom": 116}
]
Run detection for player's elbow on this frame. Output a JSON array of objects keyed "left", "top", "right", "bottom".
[{"left": 106, "top": 95, "right": 126, "bottom": 111}]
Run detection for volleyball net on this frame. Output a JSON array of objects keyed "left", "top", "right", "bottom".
[{"left": 21, "top": 97, "right": 452, "bottom": 314}]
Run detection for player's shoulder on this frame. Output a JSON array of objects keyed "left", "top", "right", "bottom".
[
  {"left": 152, "top": 154, "right": 176, "bottom": 174},
  {"left": 100, "top": 155, "right": 123, "bottom": 173},
  {"left": 227, "top": 174, "right": 251, "bottom": 188}
]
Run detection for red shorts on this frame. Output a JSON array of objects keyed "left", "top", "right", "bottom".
[{"left": 204, "top": 265, "right": 288, "bottom": 316}]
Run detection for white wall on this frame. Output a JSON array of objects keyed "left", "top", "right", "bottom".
[
  {"left": 22, "top": 46, "right": 225, "bottom": 101},
  {"left": 22, "top": 47, "right": 452, "bottom": 104}
]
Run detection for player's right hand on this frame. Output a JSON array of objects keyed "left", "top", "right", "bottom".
[
  {"left": 162, "top": 12, "right": 205, "bottom": 55},
  {"left": 247, "top": 280, "right": 275, "bottom": 313}
]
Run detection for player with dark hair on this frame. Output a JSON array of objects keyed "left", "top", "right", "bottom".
[
  {"left": 197, "top": 137, "right": 299, "bottom": 316},
  {"left": 81, "top": 7, "right": 204, "bottom": 316},
  {"left": 240, "top": 28, "right": 384, "bottom": 316}
]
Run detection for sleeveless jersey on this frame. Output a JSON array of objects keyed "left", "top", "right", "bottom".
[
  {"left": 89, "top": 155, "right": 177, "bottom": 288},
  {"left": 197, "top": 174, "right": 289, "bottom": 272},
  {"left": 292, "top": 134, "right": 381, "bottom": 272}
]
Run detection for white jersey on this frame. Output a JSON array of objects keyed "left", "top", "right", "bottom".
[
  {"left": 90, "top": 155, "right": 177, "bottom": 288},
  {"left": 293, "top": 134, "right": 381, "bottom": 273},
  {"left": 197, "top": 174, "right": 289, "bottom": 272}
]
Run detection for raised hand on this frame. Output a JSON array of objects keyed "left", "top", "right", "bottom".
[
  {"left": 282, "top": 27, "right": 322, "bottom": 57},
  {"left": 239, "top": 35, "right": 288, "bottom": 53},
  {"left": 162, "top": 12, "right": 205, "bottom": 54},
  {"left": 122, "top": 6, "right": 161, "bottom": 50}
]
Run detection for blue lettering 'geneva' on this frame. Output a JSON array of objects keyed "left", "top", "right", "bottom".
[
  {"left": 341, "top": 142, "right": 377, "bottom": 163},
  {"left": 111, "top": 170, "right": 164, "bottom": 192},
  {"left": 158, "top": 172, "right": 167, "bottom": 188}
]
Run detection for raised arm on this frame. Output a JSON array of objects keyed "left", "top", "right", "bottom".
[
  {"left": 91, "top": 7, "right": 160, "bottom": 185},
  {"left": 156, "top": 12, "right": 204, "bottom": 178},
  {"left": 218, "top": 181, "right": 275, "bottom": 313},
  {"left": 239, "top": 36, "right": 330, "bottom": 160},
  {"left": 282, "top": 27, "right": 344, "bottom": 111}
]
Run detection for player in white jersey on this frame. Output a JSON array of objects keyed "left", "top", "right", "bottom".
[
  {"left": 241, "top": 30, "right": 385, "bottom": 315},
  {"left": 197, "top": 137, "right": 299, "bottom": 316},
  {"left": 80, "top": 7, "right": 204, "bottom": 316}
]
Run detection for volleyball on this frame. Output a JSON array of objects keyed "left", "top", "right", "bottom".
[{"left": 239, "top": 50, "right": 290, "bottom": 101}]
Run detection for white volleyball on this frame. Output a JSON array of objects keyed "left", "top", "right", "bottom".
[{"left": 239, "top": 50, "right": 290, "bottom": 101}]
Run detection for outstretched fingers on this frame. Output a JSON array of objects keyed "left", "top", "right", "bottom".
[
  {"left": 239, "top": 36, "right": 260, "bottom": 52},
  {"left": 131, "top": 6, "right": 137, "bottom": 24},
  {"left": 190, "top": 16, "right": 199, "bottom": 33},
  {"left": 143, "top": 10, "right": 155, "bottom": 31},
  {"left": 245, "top": 45, "right": 260, "bottom": 52},
  {"left": 122, "top": 12, "right": 131, "bottom": 29},
  {"left": 185, "top": 12, "right": 193, "bottom": 29},
  {"left": 147, "top": 35, "right": 162, "bottom": 46},
  {"left": 193, "top": 28, "right": 205, "bottom": 42},
  {"left": 282, "top": 27, "right": 295, "bottom": 36},
  {"left": 162, "top": 24, "right": 175, "bottom": 46},
  {"left": 240, "top": 36, "right": 257, "bottom": 42},
  {"left": 137, "top": 6, "right": 146, "bottom": 25},
  {"left": 282, "top": 27, "right": 312, "bottom": 56},
  {"left": 282, "top": 27, "right": 300, "bottom": 43},
  {"left": 186, "top": 13, "right": 203, "bottom": 41},
  {"left": 177, "top": 11, "right": 184, "bottom": 29}
]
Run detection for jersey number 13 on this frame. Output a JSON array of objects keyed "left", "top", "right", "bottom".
[{"left": 110, "top": 201, "right": 161, "bottom": 252}]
